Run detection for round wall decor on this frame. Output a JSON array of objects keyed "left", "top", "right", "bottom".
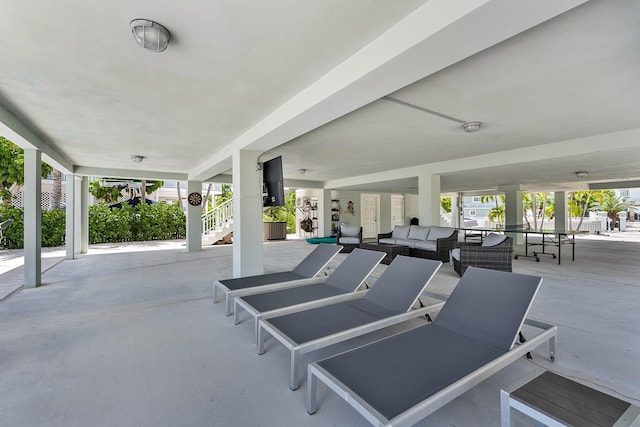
[{"left": 188, "top": 192, "right": 203, "bottom": 206}]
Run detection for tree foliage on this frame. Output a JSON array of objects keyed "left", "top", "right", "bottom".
[
  {"left": 0, "top": 202, "right": 186, "bottom": 249},
  {"left": 215, "top": 184, "right": 233, "bottom": 207},
  {"left": 0, "top": 135, "right": 53, "bottom": 204},
  {"left": 88, "top": 178, "right": 165, "bottom": 204},
  {"left": 440, "top": 197, "right": 452, "bottom": 213},
  {"left": 263, "top": 192, "right": 296, "bottom": 233}
]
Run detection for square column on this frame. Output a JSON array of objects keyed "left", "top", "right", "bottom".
[
  {"left": 80, "top": 176, "right": 89, "bottom": 253},
  {"left": 417, "top": 172, "right": 441, "bottom": 226},
  {"left": 73, "top": 176, "right": 82, "bottom": 255},
  {"left": 321, "top": 190, "right": 332, "bottom": 237},
  {"left": 23, "top": 149, "right": 41, "bottom": 288},
  {"left": 554, "top": 191, "right": 567, "bottom": 231},
  {"left": 232, "top": 150, "right": 263, "bottom": 277},
  {"left": 451, "top": 193, "right": 462, "bottom": 229},
  {"left": 65, "top": 174, "right": 76, "bottom": 260},
  {"left": 186, "top": 180, "right": 203, "bottom": 252},
  {"left": 502, "top": 185, "right": 524, "bottom": 245}
]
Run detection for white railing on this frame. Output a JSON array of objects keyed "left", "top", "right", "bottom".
[
  {"left": 202, "top": 199, "right": 233, "bottom": 236},
  {"left": 440, "top": 206, "right": 452, "bottom": 226},
  {"left": 569, "top": 219, "right": 602, "bottom": 233}
]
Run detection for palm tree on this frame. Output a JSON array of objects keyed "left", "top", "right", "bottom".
[
  {"left": 488, "top": 205, "right": 505, "bottom": 227},
  {"left": 568, "top": 190, "right": 598, "bottom": 231},
  {"left": 597, "top": 192, "right": 633, "bottom": 230},
  {"left": 51, "top": 169, "right": 62, "bottom": 210}
]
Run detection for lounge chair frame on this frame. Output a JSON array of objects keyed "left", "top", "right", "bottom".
[
  {"left": 235, "top": 289, "right": 366, "bottom": 340},
  {"left": 256, "top": 256, "right": 443, "bottom": 390},
  {"left": 307, "top": 267, "right": 557, "bottom": 426},
  {"left": 306, "top": 318, "right": 556, "bottom": 426},
  {"left": 258, "top": 302, "right": 445, "bottom": 391},
  {"left": 215, "top": 276, "right": 324, "bottom": 316},
  {"left": 213, "top": 244, "right": 342, "bottom": 315},
  {"left": 234, "top": 249, "right": 385, "bottom": 339}
]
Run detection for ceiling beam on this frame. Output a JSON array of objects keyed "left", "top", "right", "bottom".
[
  {"left": 0, "top": 104, "right": 74, "bottom": 173},
  {"left": 189, "top": 0, "right": 588, "bottom": 182}
]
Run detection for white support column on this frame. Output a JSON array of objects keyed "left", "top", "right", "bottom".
[
  {"left": 418, "top": 172, "right": 441, "bottom": 226},
  {"left": 73, "top": 177, "right": 82, "bottom": 255},
  {"left": 451, "top": 193, "right": 461, "bottom": 229},
  {"left": 554, "top": 191, "right": 567, "bottom": 231},
  {"left": 80, "top": 176, "right": 89, "bottom": 253},
  {"left": 23, "top": 149, "right": 41, "bottom": 288},
  {"left": 232, "top": 150, "right": 263, "bottom": 277},
  {"left": 321, "top": 189, "right": 332, "bottom": 237},
  {"left": 65, "top": 174, "right": 76, "bottom": 260},
  {"left": 501, "top": 185, "right": 524, "bottom": 245},
  {"left": 186, "top": 180, "right": 203, "bottom": 252}
]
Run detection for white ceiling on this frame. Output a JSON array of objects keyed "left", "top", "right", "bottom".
[{"left": 1, "top": 0, "right": 639, "bottom": 195}]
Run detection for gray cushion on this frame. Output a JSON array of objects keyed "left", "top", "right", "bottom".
[
  {"left": 340, "top": 225, "right": 360, "bottom": 237},
  {"left": 427, "top": 226, "right": 454, "bottom": 240},
  {"left": 482, "top": 233, "right": 507, "bottom": 247},
  {"left": 339, "top": 236, "right": 360, "bottom": 244},
  {"left": 379, "top": 238, "right": 397, "bottom": 245},
  {"left": 414, "top": 241, "right": 436, "bottom": 251},
  {"left": 451, "top": 248, "right": 460, "bottom": 261},
  {"left": 395, "top": 239, "right": 417, "bottom": 249},
  {"left": 408, "top": 225, "right": 430, "bottom": 241},
  {"left": 391, "top": 226, "right": 410, "bottom": 239}
]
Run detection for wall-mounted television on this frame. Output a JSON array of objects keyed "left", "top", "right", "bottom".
[{"left": 262, "top": 155, "right": 285, "bottom": 207}]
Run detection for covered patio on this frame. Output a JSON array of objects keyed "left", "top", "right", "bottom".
[
  {"left": 1, "top": 234, "right": 638, "bottom": 426},
  {"left": 1, "top": 1, "right": 640, "bottom": 425}
]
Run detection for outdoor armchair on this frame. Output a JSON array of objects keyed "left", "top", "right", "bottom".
[
  {"left": 336, "top": 225, "right": 362, "bottom": 253},
  {"left": 452, "top": 233, "right": 513, "bottom": 276}
]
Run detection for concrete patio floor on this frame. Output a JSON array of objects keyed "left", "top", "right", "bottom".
[{"left": 0, "top": 233, "right": 638, "bottom": 426}]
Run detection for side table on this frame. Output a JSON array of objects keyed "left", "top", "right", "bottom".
[
  {"left": 501, "top": 370, "right": 640, "bottom": 427},
  {"left": 359, "top": 243, "right": 410, "bottom": 265}
]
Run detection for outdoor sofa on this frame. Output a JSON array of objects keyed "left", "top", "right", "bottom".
[
  {"left": 378, "top": 225, "right": 458, "bottom": 262},
  {"left": 306, "top": 267, "right": 557, "bottom": 426}
]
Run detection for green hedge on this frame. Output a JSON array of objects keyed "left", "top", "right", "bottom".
[{"left": 0, "top": 203, "right": 186, "bottom": 249}]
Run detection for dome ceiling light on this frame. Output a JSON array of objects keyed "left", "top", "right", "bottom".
[{"left": 130, "top": 19, "right": 170, "bottom": 52}]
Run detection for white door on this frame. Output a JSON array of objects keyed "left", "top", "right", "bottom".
[
  {"left": 361, "top": 194, "right": 379, "bottom": 239},
  {"left": 391, "top": 195, "right": 405, "bottom": 227}
]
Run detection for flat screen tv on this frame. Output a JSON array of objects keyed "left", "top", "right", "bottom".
[{"left": 262, "top": 156, "right": 285, "bottom": 207}]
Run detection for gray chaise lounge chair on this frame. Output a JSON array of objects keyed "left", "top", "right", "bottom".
[
  {"left": 213, "top": 243, "right": 342, "bottom": 315},
  {"left": 257, "top": 256, "right": 443, "bottom": 390},
  {"left": 234, "top": 248, "right": 385, "bottom": 339},
  {"left": 306, "top": 267, "right": 557, "bottom": 427}
]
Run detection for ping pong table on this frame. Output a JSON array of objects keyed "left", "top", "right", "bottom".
[{"left": 459, "top": 226, "right": 586, "bottom": 264}]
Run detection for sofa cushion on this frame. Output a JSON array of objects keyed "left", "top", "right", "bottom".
[
  {"left": 451, "top": 248, "right": 460, "bottom": 261},
  {"left": 391, "top": 225, "right": 410, "bottom": 240},
  {"left": 379, "top": 238, "right": 397, "bottom": 245},
  {"left": 427, "top": 226, "right": 454, "bottom": 241},
  {"left": 395, "top": 239, "right": 417, "bottom": 249},
  {"left": 338, "top": 236, "right": 360, "bottom": 244},
  {"left": 340, "top": 225, "right": 360, "bottom": 237},
  {"left": 482, "top": 233, "right": 507, "bottom": 247},
  {"left": 414, "top": 241, "right": 437, "bottom": 252},
  {"left": 408, "top": 225, "right": 430, "bottom": 241}
]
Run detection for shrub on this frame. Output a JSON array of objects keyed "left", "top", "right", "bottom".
[{"left": 1, "top": 202, "right": 186, "bottom": 249}]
